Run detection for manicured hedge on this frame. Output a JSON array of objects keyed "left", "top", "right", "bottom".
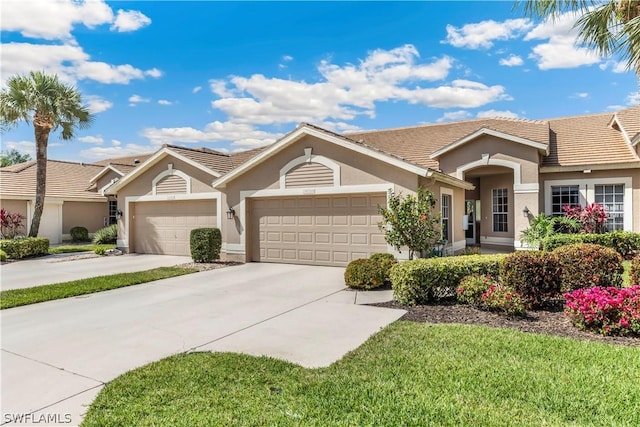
[
  {"left": 0, "top": 237, "right": 50, "bottom": 259},
  {"left": 345, "top": 253, "right": 397, "bottom": 290},
  {"left": 631, "top": 255, "right": 640, "bottom": 287},
  {"left": 500, "top": 251, "right": 562, "bottom": 307},
  {"left": 190, "top": 228, "right": 221, "bottom": 263},
  {"left": 390, "top": 254, "right": 507, "bottom": 305},
  {"left": 542, "top": 231, "right": 640, "bottom": 259},
  {"left": 70, "top": 226, "right": 89, "bottom": 242},
  {"left": 0, "top": 249, "right": 6, "bottom": 262},
  {"left": 553, "top": 243, "right": 623, "bottom": 292}
]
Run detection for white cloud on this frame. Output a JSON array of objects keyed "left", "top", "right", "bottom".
[
  {"left": 600, "top": 60, "right": 631, "bottom": 73},
  {"left": 1, "top": 141, "right": 36, "bottom": 159},
  {"left": 476, "top": 109, "right": 519, "bottom": 119},
  {"left": 283, "top": 55, "right": 293, "bottom": 61},
  {"left": 444, "top": 19, "right": 533, "bottom": 49},
  {"left": 499, "top": 55, "right": 524, "bottom": 67},
  {"left": 111, "top": 139, "right": 122, "bottom": 147},
  {"left": 85, "top": 95, "right": 113, "bottom": 114},
  {"left": 209, "top": 80, "right": 236, "bottom": 98},
  {"left": 571, "top": 92, "right": 589, "bottom": 99},
  {"left": 145, "top": 68, "right": 163, "bottom": 78},
  {"left": 79, "top": 143, "right": 153, "bottom": 161},
  {"left": 158, "top": 100, "right": 172, "bottom": 106},
  {"left": 525, "top": 12, "right": 601, "bottom": 70},
  {"left": 78, "top": 135, "right": 104, "bottom": 144},
  {"left": 628, "top": 92, "right": 640, "bottom": 105},
  {"left": 192, "top": 86, "right": 203, "bottom": 94},
  {"left": 1, "top": 42, "right": 161, "bottom": 85},
  {"left": 437, "top": 110, "right": 472, "bottom": 122},
  {"left": 110, "top": 9, "right": 151, "bottom": 32},
  {"left": 398, "top": 80, "right": 510, "bottom": 109},
  {"left": 128, "top": 94, "right": 151, "bottom": 106}
]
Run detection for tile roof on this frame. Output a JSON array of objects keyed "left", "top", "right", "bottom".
[
  {"left": 0, "top": 160, "right": 105, "bottom": 200},
  {"left": 230, "top": 146, "right": 270, "bottom": 168},
  {"left": 614, "top": 105, "right": 640, "bottom": 140},
  {"left": 164, "top": 145, "right": 235, "bottom": 175},
  {"left": 544, "top": 107, "right": 639, "bottom": 167},
  {"left": 346, "top": 117, "right": 550, "bottom": 169},
  {"left": 93, "top": 154, "right": 153, "bottom": 167}
]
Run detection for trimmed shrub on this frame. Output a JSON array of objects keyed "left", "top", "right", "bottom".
[
  {"left": 457, "top": 274, "right": 495, "bottom": 306},
  {"left": 190, "top": 227, "right": 221, "bottom": 263},
  {"left": 542, "top": 231, "right": 640, "bottom": 259},
  {"left": 0, "top": 249, "right": 6, "bottom": 262},
  {"left": 481, "top": 283, "right": 527, "bottom": 316},
  {"left": 345, "top": 258, "right": 382, "bottom": 290},
  {"left": 565, "top": 286, "right": 640, "bottom": 336},
  {"left": 370, "top": 253, "right": 397, "bottom": 284},
  {"left": 95, "top": 246, "right": 106, "bottom": 255},
  {"left": 0, "top": 237, "right": 49, "bottom": 259},
  {"left": 70, "top": 226, "right": 89, "bottom": 242},
  {"left": 631, "top": 255, "right": 640, "bottom": 287},
  {"left": 553, "top": 243, "right": 623, "bottom": 292},
  {"left": 92, "top": 224, "right": 117, "bottom": 244},
  {"left": 390, "top": 254, "right": 507, "bottom": 305},
  {"left": 500, "top": 251, "right": 562, "bottom": 307}
]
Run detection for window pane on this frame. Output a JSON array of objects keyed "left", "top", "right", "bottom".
[
  {"left": 492, "top": 188, "right": 508, "bottom": 232},
  {"left": 594, "top": 184, "right": 624, "bottom": 231}
]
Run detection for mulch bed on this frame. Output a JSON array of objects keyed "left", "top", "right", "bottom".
[{"left": 374, "top": 300, "right": 640, "bottom": 347}]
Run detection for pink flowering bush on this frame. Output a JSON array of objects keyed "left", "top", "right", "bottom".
[
  {"left": 563, "top": 203, "right": 608, "bottom": 234},
  {"left": 564, "top": 286, "right": 640, "bottom": 336},
  {"left": 481, "top": 283, "right": 527, "bottom": 316}
]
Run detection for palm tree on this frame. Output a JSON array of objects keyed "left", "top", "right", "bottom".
[
  {"left": 518, "top": 0, "right": 640, "bottom": 74},
  {"left": 0, "top": 71, "right": 92, "bottom": 237}
]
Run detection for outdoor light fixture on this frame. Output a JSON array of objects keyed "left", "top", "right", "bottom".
[
  {"left": 116, "top": 209, "right": 123, "bottom": 218},
  {"left": 522, "top": 206, "right": 530, "bottom": 217},
  {"left": 226, "top": 207, "right": 236, "bottom": 220}
]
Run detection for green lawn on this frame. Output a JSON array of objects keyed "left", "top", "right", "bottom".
[
  {"left": 49, "top": 243, "right": 116, "bottom": 254},
  {"left": 0, "top": 267, "right": 196, "bottom": 309},
  {"left": 82, "top": 322, "right": 640, "bottom": 426}
]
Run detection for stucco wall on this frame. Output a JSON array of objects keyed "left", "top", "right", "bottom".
[
  {"left": 478, "top": 173, "right": 515, "bottom": 242},
  {"left": 96, "top": 170, "right": 123, "bottom": 192},
  {"left": 0, "top": 199, "right": 28, "bottom": 218},
  {"left": 540, "top": 168, "right": 640, "bottom": 232},
  {"left": 62, "top": 201, "right": 108, "bottom": 234}
]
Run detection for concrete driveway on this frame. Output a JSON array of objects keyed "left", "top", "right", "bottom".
[
  {"left": 1, "top": 254, "right": 192, "bottom": 290},
  {"left": 1, "top": 263, "right": 404, "bottom": 426}
]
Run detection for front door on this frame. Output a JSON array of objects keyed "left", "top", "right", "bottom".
[{"left": 465, "top": 200, "right": 475, "bottom": 245}]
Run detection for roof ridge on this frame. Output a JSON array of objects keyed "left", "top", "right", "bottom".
[{"left": 163, "top": 144, "right": 231, "bottom": 157}]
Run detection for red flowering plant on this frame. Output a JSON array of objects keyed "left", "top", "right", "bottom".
[
  {"left": 481, "top": 283, "right": 527, "bottom": 316},
  {"left": 564, "top": 286, "right": 640, "bottom": 336},
  {"left": 563, "top": 203, "right": 608, "bottom": 234},
  {"left": 0, "top": 208, "right": 25, "bottom": 239}
]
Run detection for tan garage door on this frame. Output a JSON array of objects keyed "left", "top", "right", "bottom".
[
  {"left": 250, "top": 193, "right": 387, "bottom": 266},
  {"left": 132, "top": 200, "right": 217, "bottom": 256}
]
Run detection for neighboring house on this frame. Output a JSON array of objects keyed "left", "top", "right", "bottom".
[
  {"left": 0, "top": 155, "right": 148, "bottom": 244},
  {"left": 3, "top": 106, "right": 637, "bottom": 262}
]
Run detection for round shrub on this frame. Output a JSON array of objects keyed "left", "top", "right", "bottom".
[
  {"left": 456, "top": 274, "right": 495, "bottom": 306},
  {"left": 481, "top": 283, "right": 526, "bottom": 316},
  {"left": 92, "top": 224, "right": 117, "bottom": 244},
  {"left": 553, "top": 243, "right": 623, "bottom": 292},
  {"left": 0, "top": 249, "right": 7, "bottom": 262},
  {"left": 630, "top": 255, "right": 640, "bottom": 287},
  {"left": 345, "top": 258, "right": 384, "bottom": 290},
  {"left": 369, "top": 253, "right": 397, "bottom": 284},
  {"left": 70, "top": 226, "right": 89, "bottom": 242},
  {"left": 565, "top": 286, "right": 640, "bottom": 336},
  {"left": 500, "top": 251, "right": 562, "bottom": 307},
  {"left": 190, "top": 227, "right": 221, "bottom": 263}
]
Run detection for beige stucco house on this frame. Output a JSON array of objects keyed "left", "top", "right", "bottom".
[
  {"left": 100, "top": 106, "right": 639, "bottom": 266},
  {"left": 0, "top": 156, "right": 148, "bottom": 244}
]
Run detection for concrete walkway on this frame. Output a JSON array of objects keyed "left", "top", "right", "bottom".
[
  {"left": 0, "top": 254, "right": 192, "bottom": 290},
  {"left": 1, "top": 263, "right": 404, "bottom": 426}
]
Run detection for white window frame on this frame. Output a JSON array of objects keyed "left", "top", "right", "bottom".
[
  {"left": 544, "top": 177, "right": 633, "bottom": 231},
  {"left": 595, "top": 184, "right": 625, "bottom": 231},
  {"left": 550, "top": 185, "right": 580, "bottom": 216},
  {"left": 492, "top": 188, "right": 509, "bottom": 233}
]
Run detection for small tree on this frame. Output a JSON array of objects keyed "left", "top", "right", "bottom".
[
  {"left": 0, "top": 149, "right": 31, "bottom": 167},
  {"left": 378, "top": 187, "right": 440, "bottom": 259}
]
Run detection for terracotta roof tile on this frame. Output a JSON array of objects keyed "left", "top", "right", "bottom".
[
  {"left": 0, "top": 160, "right": 105, "bottom": 200},
  {"left": 230, "top": 146, "right": 270, "bottom": 168},
  {"left": 615, "top": 105, "right": 640, "bottom": 140},
  {"left": 165, "top": 145, "right": 234, "bottom": 175},
  {"left": 544, "top": 109, "right": 639, "bottom": 167},
  {"left": 93, "top": 154, "right": 152, "bottom": 166}
]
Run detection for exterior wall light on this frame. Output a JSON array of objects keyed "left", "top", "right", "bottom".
[
  {"left": 116, "top": 209, "right": 123, "bottom": 218},
  {"left": 522, "top": 206, "right": 530, "bottom": 217},
  {"left": 226, "top": 207, "right": 236, "bottom": 220}
]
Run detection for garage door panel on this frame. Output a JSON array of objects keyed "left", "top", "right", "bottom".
[
  {"left": 133, "top": 200, "right": 216, "bottom": 256},
  {"left": 251, "top": 193, "right": 387, "bottom": 266}
]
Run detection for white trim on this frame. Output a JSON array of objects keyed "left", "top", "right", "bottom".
[
  {"left": 120, "top": 192, "right": 221, "bottom": 249},
  {"left": 456, "top": 155, "right": 523, "bottom": 185},
  {"left": 151, "top": 165, "right": 192, "bottom": 195},
  {"left": 107, "top": 148, "right": 221, "bottom": 194},
  {"left": 540, "top": 163, "right": 640, "bottom": 173},
  {"left": 440, "top": 187, "right": 454, "bottom": 244},
  {"left": 279, "top": 148, "right": 341, "bottom": 188},
  {"left": 513, "top": 183, "right": 539, "bottom": 194},
  {"left": 89, "top": 165, "right": 125, "bottom": 184},
  {"left": 222, "top": 243, "right": 245, "bottom": 255},
  {"left": 481, "top": 236, "right": 514, "bottom": 247},
  {"left": 451, "top": 239, "right": 466, "bottom": 254},
  {"left": 610, "top": 114, "right": 633, "bottom": 145},
  {"left": 213, "top": 125, "right": 432, "bottom": 188},
  {"left": 544, "top": 177, "right": 633, "bottom": 231},
  {"left": 430, "top": 128, "right": 548, "bottom": 159},
  {"left": 236, "top": 183, "right": 393, "bottom": 254}
]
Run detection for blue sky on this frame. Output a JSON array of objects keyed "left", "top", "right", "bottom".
[{"left": 1, "top": 1, "right": 638, "bottom": 163}]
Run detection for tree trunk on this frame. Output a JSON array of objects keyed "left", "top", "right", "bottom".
[{"left": 28, "top": 125, "right": 50, "bottom": 237}]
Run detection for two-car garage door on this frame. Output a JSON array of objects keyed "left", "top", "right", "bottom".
[
  {"left": 250, "top": 193, "right": 387, "bottom": 267},
  {"left": 132, "top": 200, "right": 217, "bottom": 256}
]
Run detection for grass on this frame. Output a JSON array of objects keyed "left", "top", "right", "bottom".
[
  {"left": 0, "top": 267, "right": 196, "bottom": 309},
  {"left": 82, "top": 322, "right": 640, "bottom": 426},
  {"left": 49, "top": 243, "right": 116, "bottom": 254}
]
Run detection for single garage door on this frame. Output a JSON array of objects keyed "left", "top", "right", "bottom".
[
  {"left": 132, "top": 200, "right": 217, "bottom": 255},
  {"left": 250, "top": 193, "right": 387, "bottom": 266}
]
